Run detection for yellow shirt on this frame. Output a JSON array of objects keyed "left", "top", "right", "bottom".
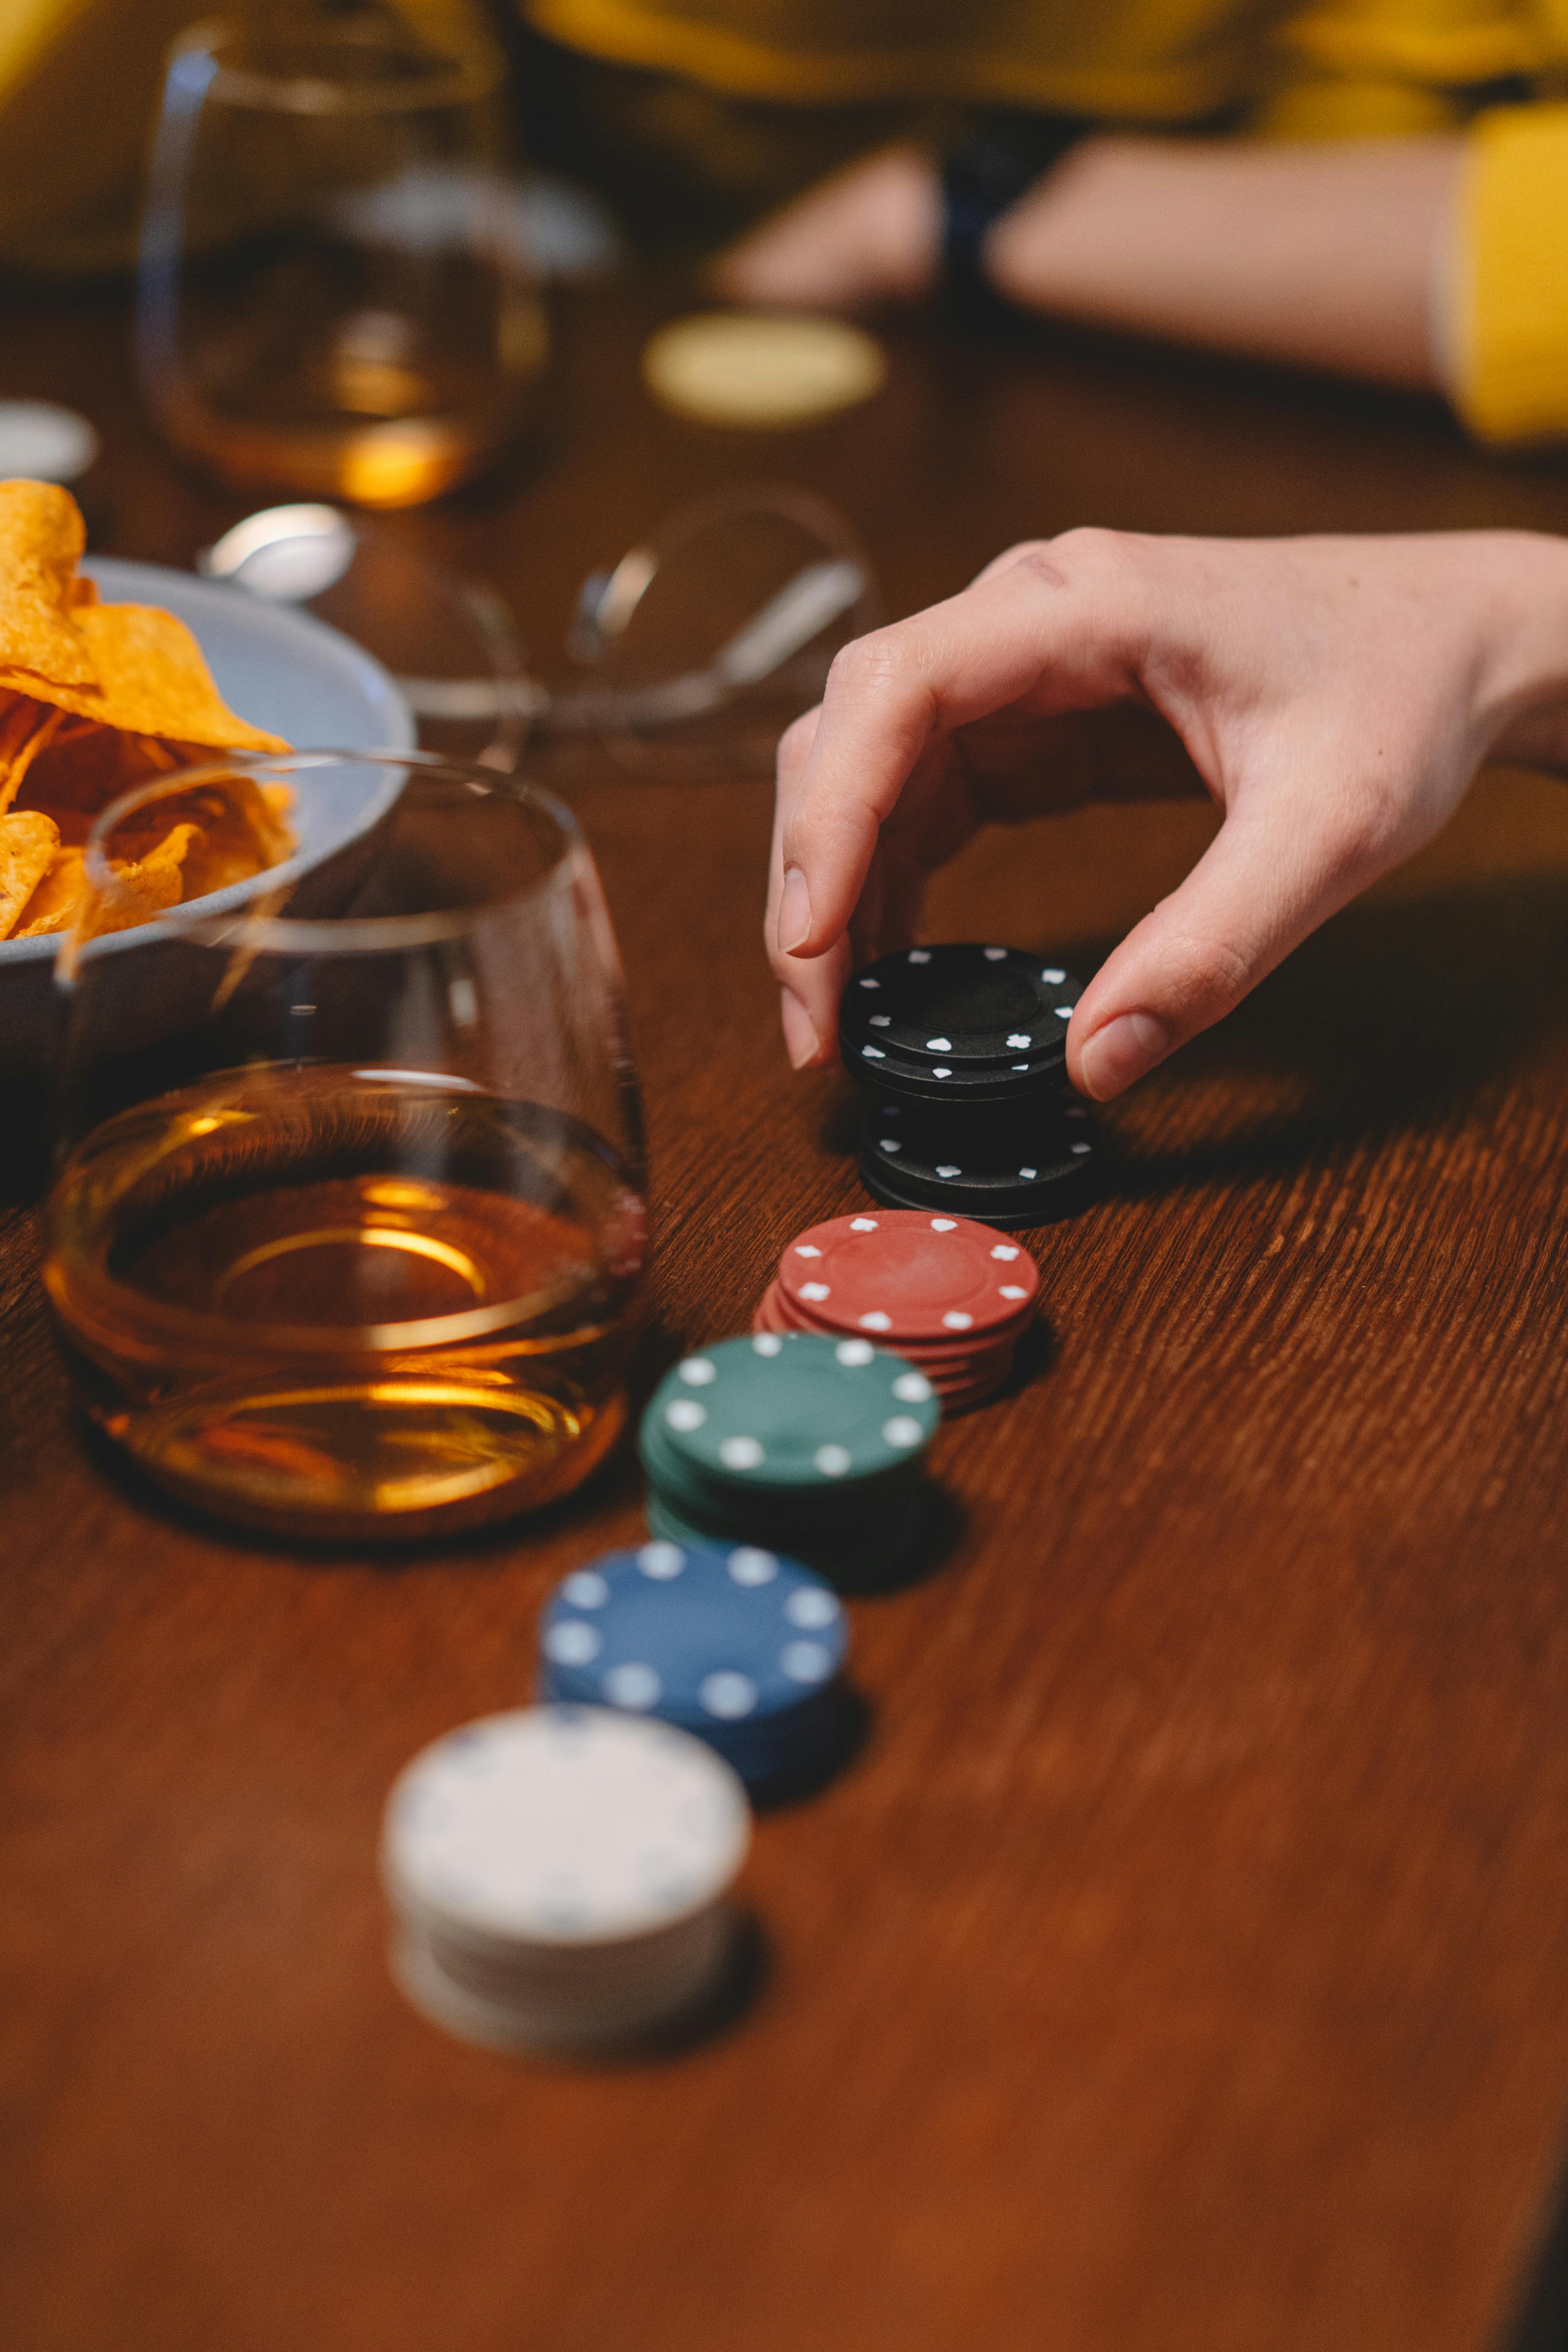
[
  {"left": 3, "top": 0, "right": 1566, "bottom": 443},
  {"left": 523, "top": 0, "right": 1568, "bottom": 444}
]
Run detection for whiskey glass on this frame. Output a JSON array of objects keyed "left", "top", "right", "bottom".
[
  {"left": 45, "top": 753, "right": 643, "bottom": 1542},
  {"left": 136, "top": 11, "right": 546, "bottom": 508}
]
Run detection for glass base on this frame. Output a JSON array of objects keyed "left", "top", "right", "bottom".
[{"left": 98, "top": 1377, "right": 626, "bottom": 1543}]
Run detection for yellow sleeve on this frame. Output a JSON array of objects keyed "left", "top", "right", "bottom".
[{"left": 1451, "top": 103, "right": 1568, "bottom": 444}]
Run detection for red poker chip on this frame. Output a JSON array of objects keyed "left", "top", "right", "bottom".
[
  {"left": 751, "top": 1281, "right": 1017, "bottom": 1412},
  {"left": 764, "top": 1280, "right": 1019, "bottom": 1371},
  {"left": 778, "top": 1210, "right": 1038, "bottom": 1342}
]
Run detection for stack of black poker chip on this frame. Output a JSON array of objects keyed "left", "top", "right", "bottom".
[{"left": 839, "top": 943, "right": 1101, "bottom": 1229}]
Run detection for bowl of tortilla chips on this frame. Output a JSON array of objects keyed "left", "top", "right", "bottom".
[{"left": 0, "top": 480, "right": 412, "bottom": 1076}]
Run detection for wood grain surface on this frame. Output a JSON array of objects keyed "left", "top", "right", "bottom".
[{"left": 5, "top": 281, "right": 1568, "bottom": 2352}]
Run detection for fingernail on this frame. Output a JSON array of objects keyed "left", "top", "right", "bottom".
[
  {"left": 1078, "top": 1010, "right": 1169, "bottom": 1099},
  {"left": 780, "top": 987, "right": 821, "bottom": 1070},
  {"left": 778, "top": 866, "right": 813, "bottom": 953}
]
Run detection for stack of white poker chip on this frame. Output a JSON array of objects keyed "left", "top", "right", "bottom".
[{"left": 381, "top": 1706, "right": 751, "bottom": 2054}]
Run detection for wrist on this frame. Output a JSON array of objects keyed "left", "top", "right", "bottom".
[{"left": 1473, "top": 531, "right": 1568, "bottom": 773}]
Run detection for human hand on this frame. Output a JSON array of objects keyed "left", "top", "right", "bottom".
[
  {"left": 715, "top": 145, "right": 940, "bottom": 310},
  {"left": 766, "top": 528, "right": 1568, "bottom": 1095}
]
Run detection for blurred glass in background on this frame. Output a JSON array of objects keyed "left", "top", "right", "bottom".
[{"left": 137, "top": 6, "right": 548, "bottom": 508}]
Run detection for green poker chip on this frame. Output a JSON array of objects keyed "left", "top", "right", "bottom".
[
  {"left": 638, "top": 1333, "right": 940, "bottom": 1587},
  {"left": 644, "top": 1333, "right": 940, "bottom": 1491}
]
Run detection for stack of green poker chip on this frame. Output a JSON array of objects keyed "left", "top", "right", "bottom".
[{"left": 638, "top": 1333, "right": 941, "bottom": 1586}]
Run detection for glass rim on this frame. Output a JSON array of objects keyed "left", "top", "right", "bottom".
[
  {"left": 177, "top": 15, "right": 504, "bottom": 117},
  {"left": 69, "top": 749, "right": 586, "bottom": 965}
]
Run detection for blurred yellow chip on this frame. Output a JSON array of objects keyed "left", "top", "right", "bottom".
[
  {"left": 0, "top": 480, "right": 296, "bottom": 937},
  {"left": 0, "top": 479, "right": 96, "bottom": 689},
  {"left": 642, "top": 312, "right": 886, "bottom": 429},
  {"left": 0, "top": 808, "right": 61, "bottom": 932},
  {"left": 14, "top": 844, "right": 84, "bottom": 937},
  {"left": 89, "top": 820, "right": 200, "bottom": 938}
]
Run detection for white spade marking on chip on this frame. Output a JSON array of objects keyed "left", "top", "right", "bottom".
[
  {"left": 862, "top": 1045, "right": 886, "bottom": 1060},
  {"left": 984, "top": 948, "right": 1007, "bottom": 961},
  {"left": 1055, "top": 1006, "right": 1073, "bottom": 1020},
  {"left": 794, "top": 1244, "right": 823, "bottom": 1257},
  {"left": 604, "top": 1662, "right": 661, "bottom": 1710},
  {"left": 700, "top": 1671, "right": 758, "bottom": 1720},
  {"left": 665, "top": 1399, "right": 707, "bottom": 1432},
  {"left": 1072, "top": 1142, "right": 1091, "bottom": 1155},
  {"left": 931, "top": 1218, "right": 956, "bottom": 1230},
  {"left": 869, "top": 1014, "right": 891, "bottom": 1027},
  {"left": 882, "top": 1417, "right": 924, "bottom": 1447},
  {"left": 925, "top": 1036, "right": 952, "bottom": 1051},
  {"left": 780, "top": 1641, "right": 833, "bottom": 1684},
  {"left": 999, "top": 1285, "right": 1028, "bottom": 1300},
  {"left": 932, "top": 1067, "right": 952, "bottom": 1079},
  {"left": 935, "top": 1164, "right": 961, "bottom": 1178},
  {"left": 835, "top": 1340, "right": 875, "bottom": 1364},
  {"left": 892, "top": 1372, "right": 932, "bottom": 1403},
  {"left": 1019, "top": 1166, "right": 1038, "bottom": 1179},
  {"left": 728, "top": 1547, "right": 779, "bottom": 1585},
  {"left": 679, "top": 1357, "right": 716, "bottom": 1384},
  {"left": 908, "top": 949, "right": 931, "bottom": 963},
  {"left": 858, "top": 977, "right": 880, "bottom": 988},
  {"left": 991, "top": 1245, "right": 1019, "bottom": 1260},
  {"left": 786, "top": 1587, "right": 841, "bottom": 1628},
  {"left": 637, "top": 1542, "right": 687, "bottom": 1579},
  {"left": 814, "top": 1444, "right": 852, "bottom": 1476},
  {"left": 1012, "top": 1063, "right": 1031, "bottom": 1071},
  {"left": 545, "top": 1621, "right": 601, "bottom": 1666},
  {"left": 881, "top": 1139, "right": 901, "bottom": 1152},
  {"left": 942, "top": 1312, "right": 974, "bottom": 1330},
  {"left": 1042, "top": 967, "right": 1065, "bottom": 982},
  {"left": 800, "top": 1282, "right": 830, "bottom": 1301},
  {"left": 720, "top": 1435, "right": 765, "bottom": 1470},
  {"left": 752, "top": 1333, "right": 784, "bottom": 1356},
  {"left": 850, "top": 1217, "right": 878, "bottom": 1230},
  {"left": 858, "top": 1312, "right": 892, "bottom": 1331}
]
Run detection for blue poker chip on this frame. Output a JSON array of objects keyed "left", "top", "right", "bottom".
[{"left": 539, "top": 1541, "right": 850, "bottom": 1797}]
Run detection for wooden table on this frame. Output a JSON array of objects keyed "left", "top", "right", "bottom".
[{"left": 6, "top": 279, "right": 1568, "bottom": 2352}]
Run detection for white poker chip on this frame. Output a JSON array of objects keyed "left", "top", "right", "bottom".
[
  {"left": 0, "top": 401, "right": 99, "bottom": 483},
  {"left": 383, "top": 1705, "right": 749, "bottom": 1948},
  {"left": 382, "top": 1707, "right": 752, "bottom": 2054}
]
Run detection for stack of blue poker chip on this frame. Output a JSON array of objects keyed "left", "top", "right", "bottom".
[
  {"left": 636, "top": 1332, "right": 942, "bottom": 1585},
  {"left": 539, "top": 1540, "right": 850, "bottom": 1798}
]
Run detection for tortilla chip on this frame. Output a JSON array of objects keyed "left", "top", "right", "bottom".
[
  {"left": 87, "top": 821, "right": 200, "bottom": 939},
  {"left": 13, "top": 844, "right": 84, "bottom": 937},
  {"left": 0, "top": 808, "right": 61, "bottom": 934},
  {"left": 0, "top": 482, "right": 95, "bottom": 691},
  {"left": 0, "top": 695, "right": 63, "bottom": 814},
  {"left": 0, "top": 482, "right": 295, "bottom": 931}
]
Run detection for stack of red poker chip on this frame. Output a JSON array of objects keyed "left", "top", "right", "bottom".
[{"left": 753, "top": 1209, "right": 1039, "bottom": 1411}]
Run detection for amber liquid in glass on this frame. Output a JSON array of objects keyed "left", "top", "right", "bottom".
[{"left": 45, "top": 1067, "right": 642, "bottom": 1539}]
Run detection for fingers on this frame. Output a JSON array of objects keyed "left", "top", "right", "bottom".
[
  {"left": 777, "top": 543, "right": 1150, "bottom": 965},
  {"left": 714, "top": 146, "right": 940, "bottom": 309},
  {"left": 1068, "top": 780, "right": 1387, "bottom": 1097}
]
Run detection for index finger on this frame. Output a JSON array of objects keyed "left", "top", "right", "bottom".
[{"left": 775, "top": 539, "right": 1148, "bottom": 963}]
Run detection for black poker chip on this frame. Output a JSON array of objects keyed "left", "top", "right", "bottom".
[
  {"left": 857, "top": 1094, "right": 1100, "bottom": 1228},
  {"left": 840, "top": 945, "right": 1083, "bottom": 1071}
]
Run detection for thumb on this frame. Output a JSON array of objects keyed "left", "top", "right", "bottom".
[{"left": 1066, "top": 788, "right": 1379, "bottom": 1098}]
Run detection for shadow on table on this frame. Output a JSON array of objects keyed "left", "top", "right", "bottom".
[
  {"left": 1064, "top": 864, "right": 1568, "bottom": 1199},
  {"left": 1498, "top": 2142, "right": 1568, "bottom": 2350}
]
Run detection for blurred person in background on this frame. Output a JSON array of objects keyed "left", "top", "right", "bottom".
[{"left": 1, "top": 0, "right": 1566, "bottom": 448}]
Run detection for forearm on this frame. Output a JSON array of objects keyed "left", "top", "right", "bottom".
[{"left": 985, "top": 136, "right": 1463, "bottom": 391}]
